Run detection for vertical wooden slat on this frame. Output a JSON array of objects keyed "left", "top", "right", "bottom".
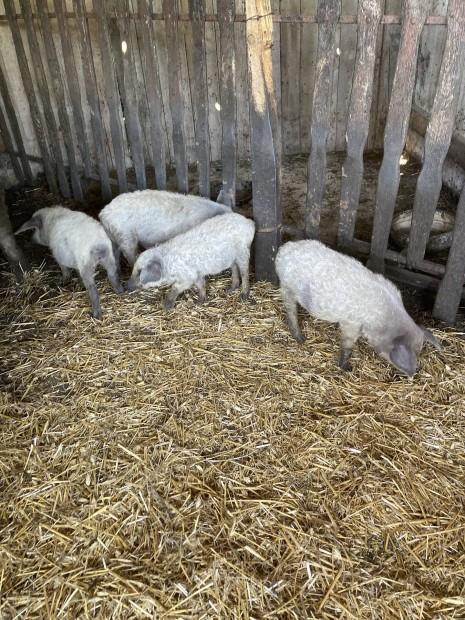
[
  {"left": 367, "top": 0, "right": 430, "bottom": 273},
  {"left": 163, "top": 0, "right": 189, "bottom": 193},
  {"left": 115, "top": 0, "right": 147, "bottom": 190},
  {"left": 366, "top": 0, "right": 386, "bottom": 150},
  {"left": 73, "top": 0, "right": 112, "bottom": 201},
  {"left": 433, "top": 185, "right": 465, "bottom": 323},
  {"left": 53, "top": 0, "right": 92, "bottom": 180},
  {"left": 245, "top": 0, "right": 280, "bottom": 283},
  {"left": 93, "top": 0, "right": 128, "bottom": 194},
  {"left": 138, "top": 0, "right": 167, "bottom": 190},
  {"left": 337, "top": 0, "right": 382, "bottom": 247},
  {"left": 299, "top": 0, "right": 318, "bottom": 154},
  {"left": 407, "top": 0, "right": 465, "bottom": 268},
  {"left": 217, "top": 0, "right": 236, "bottom": 204},
  {"left": 18, "top": 0, "right": 70, "bottom": 197},
  {"left": 304, "top": 0, "right": 340, "bottom": 240},
  {"left": 280, "top": 0, "right": 301, "bottom": 155},
  {"left": 189, "top": 0, "right": 210, "bottom": 199},
  {"left": 335, "top": 0, "right": 358, "bottom": 152},
  {"left": 36, "top": 0, "right": 83, "bottom": 201},
  {"left": 0, "top": 59, "right": 31, "bottom": 184},
  {"left": 4, "top": 2, "right": 58, "bottom": 194}
]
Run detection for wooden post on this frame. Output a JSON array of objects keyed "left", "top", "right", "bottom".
[
  {"left": 138, "top": 0, "right": 167, "bottom": 190},
  {"left": 94, "top": 0, "right": 128, "bottom": 195},
  {"left": 115, "top": 0, "right": 147, "bottom": 190},
  {"left": 305, "top": 0, "right": 340, "bottom": 240},
  {"left": 54, "top": 0, "right": 92, "bottom": 180},
  {"left": 433, "top": 184, "right": 465, "bottom": 323},
  {"left": 245, "top": 0, "right": 281, "bottom": 283},
  {"left": 4, "top": 2, "right": 58, "bottom": 194},
  {"left": 217, "top": 0, "right": 236, "bottom": 205},
  {"left": 189, "top": 0, "right": 211, "bottom": 199},
  {"left": 367, "top": 0, "right": 430, "bottom": 273},
  {"left": 18, "top": 0, "right": 70, "bottom": 198},
  {"left": 337, "top": 0, "right": 382, "bottom": 248},
  {"left": 163, "top": 0, "right": 189, "bottom": 193},
  {"left": 73, "top": 0, "right": 113, "bottom": 201},
  {"left": 36, "top": 0, "right": 83, "bottom": 201},
  {"left": 406, "top": 0, "right": 465, "bottom": 268}
]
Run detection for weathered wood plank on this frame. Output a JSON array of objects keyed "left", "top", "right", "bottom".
[
  {"left": 337, "top": 0, "right": 382, "bottom": 247},
  {"left": 217, "top": 0, "right": 236, "bottom": 204},
  {"left": 433, "top": 184, "right": 465, "bottom": 322},
  {"left": 0, "top": 60, "right": 31, "bottom": 184},
  {"left": 245, "top": 0, "right": 280, "bottom": 283},
  {"left": 36, "top": 0, "right": 83, "bottom": 201},
  {"left": 304, "top": 0, "right": 340, "bottom": 239},
  {"left": 138, "top": 0, "right": 167, "bottom": 190},
  {"left": 19, "top": 0, "right": 70, "bottom": 197},
  {"left": 233, "top": 0, "right": 250, "bottom": 157},
  {"left": 93, "top": 0, "right": 128, "bottom": 194},
  {"left": 335, "top": 0, "right": 358, "bottom": 151},
  {"left": 280, "top": 0, "right": 301, "bottom": 155},
  {"left": 53, "top": 0, "right": 92, "bottom": 180},
  {"left": 163, "top": 0, "right": 189, "bottom": 193},
  {"left": 189, "top": 0, "right": 210, "bottom": 199},
  {"left": 4, "top": 2, "right": 58, "bottom": 194},
  {"left": 407, "top": 0, "right": 465, "bottom": 267},
  {"left": 73, "top": 0, "right": 112, "bottom": 201},
  {"left": 115, "top": 0, "right": 146, "bottom": 190},
  {"left": 367, "top": 0, "right": 430, "bottom": 273},
  {"left": 299, "top": 0, "right": 318, "bottom": 153}
]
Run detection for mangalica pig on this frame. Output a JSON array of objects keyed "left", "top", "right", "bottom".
[
  {"left": 16, "top": 206, "right": 123, "bottom": 319},
  {"left": 275, "top": 240, "right": 443, "bottom": 377},
  {"left": 126, "top": 212, "right": 255, "bottom": 309},
  {"left": 99, "top": 189, "right": 233, "bottom": 267}
]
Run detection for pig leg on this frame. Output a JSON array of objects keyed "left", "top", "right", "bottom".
[
  {"left": 101, "top": 254, "right": 124, "bottom": 294},
  {"left": 111, "top": 241, "right": 122, "bottom": 276},
  {"left": 194, "top": 275, "right": 207, "bottom": 304},
  {"left": 60, "top": 265, "right": 72, "bottom": 283},
  {"left": 163, "top": 279, "right": 191, "bottom": 310},
  {"left": 337, "top": 323, "right": 360, "bottom": 371},
  {"left": 227, "top": 264, "right": 241, "bottom": 293},
  {"left": 236, "top": 254, "right": 251, "bottom": 301},
  {"left": 281, "top": 287, "right": 304, "bottom": 343},
  {"left": 118, "top": 234, "right": 139, "bottom": 267},
  {"left": 80, "top": 264, "right": 102, "bottom": 319}
]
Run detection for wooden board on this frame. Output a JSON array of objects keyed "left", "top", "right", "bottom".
[
  {"left": 189, "top": 0, "right": 211, "bottom": 199},
  {"left": 246, "top": 0, "right": 280, "bottom": 283},
  {"left": 337, "top": 0, "right": 382, "bottom": 247},
  {"left": 407, "top": 0, "right": 465, "bottom": 267},
  {"left": 163, "top": 0, "right": 189, "bottom": 192},
  {"left": 4, "top": 2, "right": 58, "bottom": 194},
  {"left": 304, "top": 0, "right": 340, "bottom": 239},
  {"left": 367, "top": 0, "right": 431, "bottom": 274},
  {"left": 217, "top": 0, "right": 236, "bottom": 204}
]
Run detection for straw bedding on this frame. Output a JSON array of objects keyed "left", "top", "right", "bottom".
[{"left": 1, "top": 256, "right": 464, "bottom": 619}]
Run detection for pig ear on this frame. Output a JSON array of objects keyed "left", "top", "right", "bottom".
[
  {"left": 16, "top": 214, "right": 42, "bottom": 235},
  {"left": 419, "top": 326, "right": 444, "bottom": 351},
  {"left": 140, "top": 256, "right": 163, "bottom": 285},
  {"left": 216, "top": 188, "right": 233, "bottom": 208},
  {"left": 389, "top": 335, "right": 416, "bottom": 378}
]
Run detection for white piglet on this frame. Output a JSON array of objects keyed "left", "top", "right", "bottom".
[
  {"left": 16, "top": 206, "right": 123, "bottom": 319},
  {"left": 99, "top": 189, "right": 232, "bottom": 267},
  {"left": 275, "top": 240, "right": 443, "bottom": 378},
  {"left": 125, "top": 212, "right": 255, "bottom": 309}
]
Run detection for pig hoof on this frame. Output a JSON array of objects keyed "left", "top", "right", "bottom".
[
  {"left": 92, "top": 311, "right": 102, "bottom": 320},
  {"left": 226, "top": 286, "right": 239, "bottom": 295},
  {"left": 163, "top": 297, "right": 175, "bottom": 310},
  {"left": 293, "top": 333, "right": 305, "bottom": 344},
  {"left": 337, "top": 360, "right": 352, "bottom": 372}
]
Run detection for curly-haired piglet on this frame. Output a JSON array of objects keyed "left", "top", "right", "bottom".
[
  {"left": 275, "top": 240, "right": 443, "bottom": 377},
  {"left": 16, "top": 206, "right": 123, "bottom": 319},
  {"left": 125, "top": 212, "right": 255, "bottom": 309}
]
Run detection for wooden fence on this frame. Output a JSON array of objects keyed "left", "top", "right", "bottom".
[{"left": 1, "top": 1, "right": 465, "bottom": 322}]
